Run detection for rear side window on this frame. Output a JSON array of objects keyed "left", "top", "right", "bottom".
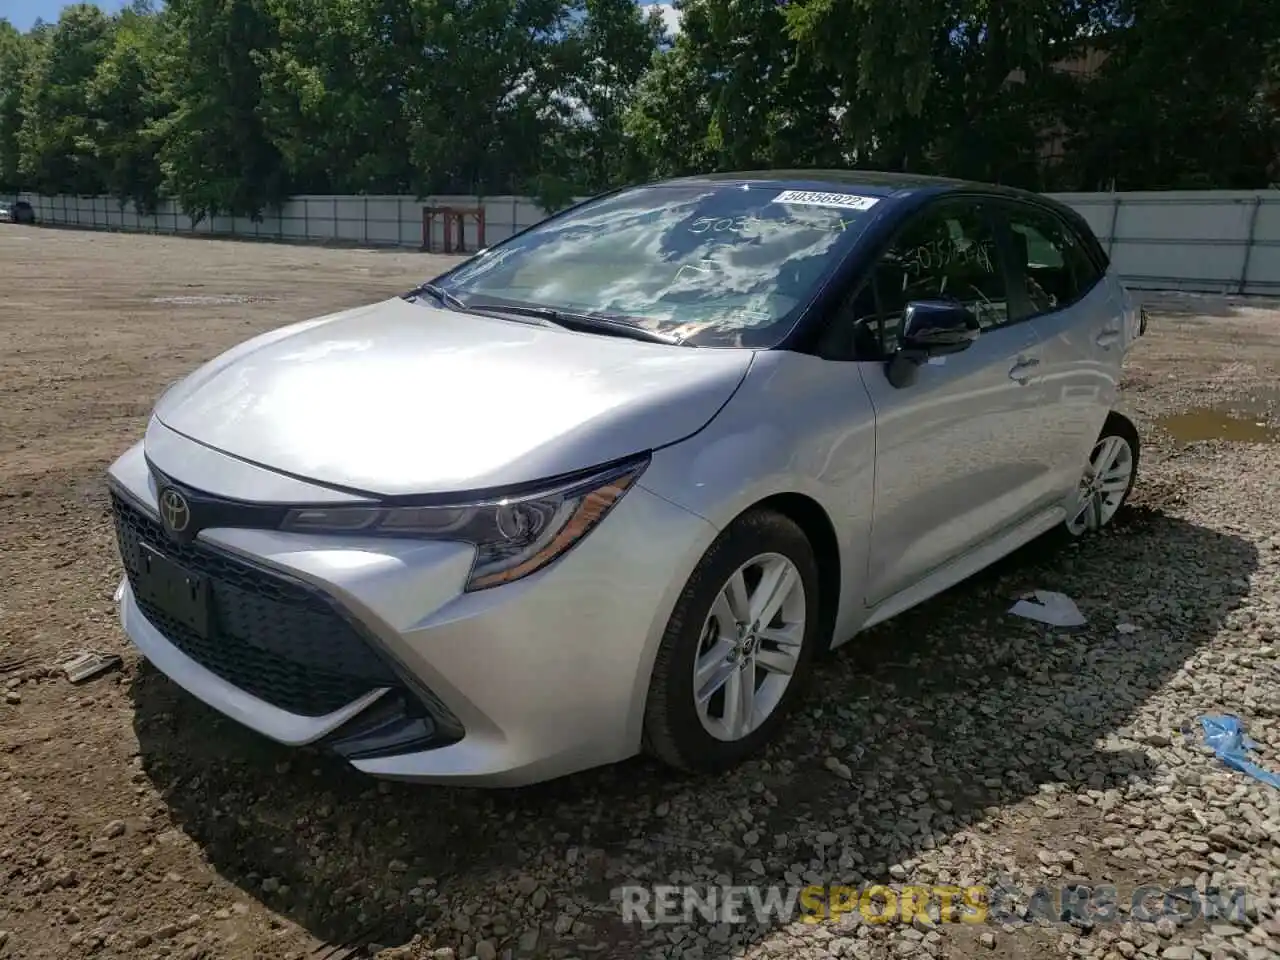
[{"left": 1004, "top": 204, "right": 1104, "bottom": 315}]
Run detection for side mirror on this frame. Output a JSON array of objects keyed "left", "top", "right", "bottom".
[
  {"left": 885, "top": 300, "right": 981, "bottom": 389},
  {"left": 901, "top": 300, "right": 980, "bottom": 356}
]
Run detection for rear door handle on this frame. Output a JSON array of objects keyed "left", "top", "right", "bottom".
[
  {"left": 1009, "top": 357, "right": 1041, "bottom": 384},
  {"left": 1096, "top": 328, "right": 1121, "bottom": 348}
]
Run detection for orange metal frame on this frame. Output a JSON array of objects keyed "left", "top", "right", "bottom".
[{"left": 421, "top": 206, "right": 486, "bottom": 254}]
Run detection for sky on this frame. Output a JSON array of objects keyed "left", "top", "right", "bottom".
[
  {"left": 3, "top": 0, "right": 127, "bottom": 30},
  {"left": 645, "top": 1, "right": 681, "bottom": 33},
  {"left": 2, "top": 0, "right": 679, "bottom": 33}
]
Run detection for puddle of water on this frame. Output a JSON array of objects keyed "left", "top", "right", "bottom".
[{"left": 1156, "top": 406, "right": 1280, "bottom": 444}]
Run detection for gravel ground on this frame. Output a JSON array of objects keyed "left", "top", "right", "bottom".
[{"left": 1, "top": 228, "right": 1279, "bottom": 960}]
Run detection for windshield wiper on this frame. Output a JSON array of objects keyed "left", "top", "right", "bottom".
[
  {"left": 465, "top": 302, "right": 693, "bottom": 346},
  {"left": 404, "top": 284, "right": 554, "bottom": 328},
  {"left": 404, "top": 282, "right": 468, "bottom": 311}
]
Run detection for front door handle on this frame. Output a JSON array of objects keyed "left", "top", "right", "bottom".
[
  {"left": 1009, "top": 357, "right": 1041, "bottom": 384},
  {"left": 1096, "top": 328, "right": 1121, "bottom": 348}
]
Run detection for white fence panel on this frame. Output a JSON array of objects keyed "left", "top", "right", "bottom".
[{"left": 10, "top": 188, "right": 1280, "bottom": 295}]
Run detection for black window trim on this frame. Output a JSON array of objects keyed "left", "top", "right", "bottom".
[
  {"left": 818, "top": 191, "right": 1033, "bottom": 362},
  {"left": 987, "top": 196, "right": 1108, "bottom": 325}
]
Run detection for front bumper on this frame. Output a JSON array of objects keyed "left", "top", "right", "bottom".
[{"left": 108, "top": 433, "right": 717, "bottom": 786}]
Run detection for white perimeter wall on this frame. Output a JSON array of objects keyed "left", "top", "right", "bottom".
[{"left": 12, "top": 189, "right": 1280, "bottom": 296}]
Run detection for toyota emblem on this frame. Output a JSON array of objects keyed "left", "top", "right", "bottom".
[{"left": 159, "top": 487, "right": 191, "bottom": 536}]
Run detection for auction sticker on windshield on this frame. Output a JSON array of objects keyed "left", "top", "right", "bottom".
[{"left": 772, "top": 190, "right": 880, "bottom": 211}]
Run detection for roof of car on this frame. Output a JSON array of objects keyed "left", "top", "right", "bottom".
[
  {"left": 656, "top": 169, "right": 1071, "bottom": 206},
  {"left": 652, "top": 169, "right": 1095, "bottom": 237},
  {"left": 663, "top": 169, "right": 969, "bottom": 195}
]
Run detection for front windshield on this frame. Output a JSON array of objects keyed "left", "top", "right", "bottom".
[{"left": 434, "top": 183, "right": 883, "bottom": 348}]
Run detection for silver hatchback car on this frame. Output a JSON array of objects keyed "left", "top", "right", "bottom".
[{"left": 108, "top": 171, "right": 1145, "bottom": 786}]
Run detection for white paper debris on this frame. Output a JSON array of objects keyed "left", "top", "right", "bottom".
[{"left": 1009, "top": 590, "right": 1087, "bottom": 628}]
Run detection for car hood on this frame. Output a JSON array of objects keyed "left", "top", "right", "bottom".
[{"left": 153, "top": 297, "right": 754, "bottom": 496}]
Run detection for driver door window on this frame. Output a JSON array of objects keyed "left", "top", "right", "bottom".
[{"left": 858, "top": 203, "right": 1011, "bottom": 356}]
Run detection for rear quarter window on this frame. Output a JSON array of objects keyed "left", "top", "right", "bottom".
[{"left": 1005, "top": 203, "right": 1106, "bottom": 315}]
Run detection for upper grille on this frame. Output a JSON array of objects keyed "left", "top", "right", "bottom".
[{"left": 110, "top": 491, "right": 400, "bottom": 717}]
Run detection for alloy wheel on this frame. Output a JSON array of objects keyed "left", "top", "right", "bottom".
[
  {"left": 1066, "top": 433, "right": 1134, "bottom": 535},
  {"left": 692, "top": 552, "right": 806, "bottom": 742}
]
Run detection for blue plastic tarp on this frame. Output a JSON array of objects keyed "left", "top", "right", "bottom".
[{"left": 1199, "top": 714, "right": 1280, "bottom": 789}]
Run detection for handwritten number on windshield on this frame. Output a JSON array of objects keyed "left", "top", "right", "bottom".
[
  {"left": 688, "top": 214, "right": 852, "bottom": 236},
  {"left": 689, "top": 216, "right": 757, "bottom": 235},
  {"left": 673, "top": 259, "right": 720, "bottom": 282},
  {"left": 903, "top": 238, "right": 995, "bottom": 276}
]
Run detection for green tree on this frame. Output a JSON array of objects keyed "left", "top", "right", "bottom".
[
  {"left": 401, "top": 0, "right": 576, "bottom": 195},
  {"left": 0, "top": 19, "right": 34, "bottom": 192},
  {"left": 86, "top": 4, "right": 169, "bottom": 211},
  {"left": 18, "top": 4, "right": 115, "bottom": 195},
  {"left": 780, "top": 0, "right": 1100, "bottom": 185},
  {"left": 254, "top": 0, "right": 416, "bottom": 193},
  {"left": 155, "top": 0, "right": 288, "bottom": 221},
  {"left": 549, "top": 0, "right": 665, "bottom": 192},
  {"left": 625, "top": 0, "right": 845, "bottom": 178},
  {"left": 1060, "top": 0, "right": 1280, "bottom": 190},
  {"left": 624, "top": 15, "right": 716, "bottom": 179},
  {"left": 4, "top": 0, "right": 1279, "bottom": 210}
]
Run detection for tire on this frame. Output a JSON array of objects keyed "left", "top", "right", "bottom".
[
  {"left": 642, "top": 508, "right": 822, "bottom": 773},
  {"left": 1063, "top": 412, "right": 1140, "bottom": 537}
]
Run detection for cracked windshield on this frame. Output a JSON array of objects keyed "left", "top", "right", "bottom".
[{"left": 437, "top": 184, "right": 882, "bottom": 347}]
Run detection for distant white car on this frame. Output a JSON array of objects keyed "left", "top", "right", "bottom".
[
  {"left": 107, "top": 170, "right": 1145, "bottom": 787},
  {"left": 0, "top": 200, "right": 35, "bottom": 224}
]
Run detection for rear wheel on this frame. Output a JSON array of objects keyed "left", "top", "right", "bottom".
[
  {"left": 643, "top": 509, "right": 821, "bottom": 773},
  {"left": 1064, "top": 413, "right": 1140, "bottom": 536}
]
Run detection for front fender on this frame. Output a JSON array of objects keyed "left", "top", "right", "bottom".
[{"left": 639, "top": 351, "right": 877, "bottom": 643}]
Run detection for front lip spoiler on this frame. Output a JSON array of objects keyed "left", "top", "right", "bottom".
[
  {"left": 108, "top": 477, "right": 468, "bottom": 753},
  {"left": 119, "top": 578, "right": 390, "bottom": 746},
  {"left": 318, "top": 690, "right": 464, "bottom": 761}
]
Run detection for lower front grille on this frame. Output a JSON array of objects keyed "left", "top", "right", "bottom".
[{"left": 111, "top": 491, "right": 400, "bottom": 717}]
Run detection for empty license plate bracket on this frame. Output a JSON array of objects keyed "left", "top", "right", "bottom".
[{"left": 138, "top": 543, "right": 210, "bottom": 637}]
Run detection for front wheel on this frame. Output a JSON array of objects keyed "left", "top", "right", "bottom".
[
  {"left": 642, "top": 509, "right": 821, "bottom": 774},
  {"left": 1064, "top": 413, "right": 1140, "bottom": 537}
]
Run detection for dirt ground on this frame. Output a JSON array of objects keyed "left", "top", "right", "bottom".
[{"left": 2, "top": 227, "right": 1279, "bottom": 960}]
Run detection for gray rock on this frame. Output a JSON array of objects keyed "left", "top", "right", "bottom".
[{"left": 517, "top": 929, "right": 539, "bottom": 954}]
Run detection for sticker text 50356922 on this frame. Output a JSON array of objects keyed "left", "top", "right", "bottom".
[{"left": 772, "top": 190, "right": 880, "bottom": 212}]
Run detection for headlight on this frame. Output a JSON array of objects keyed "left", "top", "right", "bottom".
[{"left": 279, "top": 456, "right": 649, "bottom": 591}]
